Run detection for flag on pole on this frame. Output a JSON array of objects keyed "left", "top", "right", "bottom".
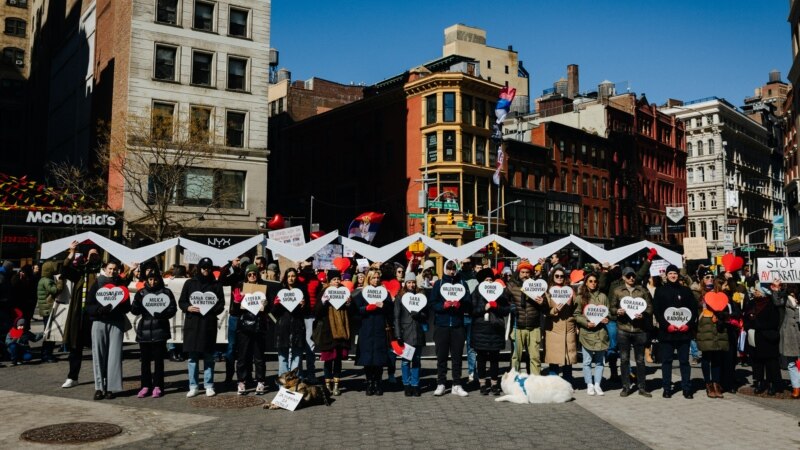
[
  {"left": 493, "top": 143, "right": 504, "bottom": 186},
  {"left": 347, "top": 212, "right": 385, "bottom": 243}
]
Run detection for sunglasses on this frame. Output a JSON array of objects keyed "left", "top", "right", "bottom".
[
  {"left": 703, "top": 275, "right": 713, "bottom": 279},
  {"left": 554, "top": 274, "right": 564, "bottom": 279},
  {"left": 247, "top": 272, "right": 258, "bottom": 277},
  {"left": 624, "top": 274, "right": 635, "bottom": 279},
  {"left": 586, "top": 279, "right": 597, "bottom": 283}
]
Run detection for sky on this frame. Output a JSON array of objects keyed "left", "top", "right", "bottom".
[{"left": 271, "top": 0, "right": 790, "bottom": 108}]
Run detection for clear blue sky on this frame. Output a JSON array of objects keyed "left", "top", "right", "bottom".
[{"left": 271, "top": 0, "right": 790, "bottom": 108}]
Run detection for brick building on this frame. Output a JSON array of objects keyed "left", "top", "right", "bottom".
[{"left": 1, "top": 0, "right": 32, "bottom": 176}]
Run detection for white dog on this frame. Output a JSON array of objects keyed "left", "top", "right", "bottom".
[{"left": 494, "top": 368, "right": 574, "bottom": 404}]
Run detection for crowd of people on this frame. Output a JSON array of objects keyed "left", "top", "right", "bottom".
[{"left": 1, "top": 242, "right": 799, "bottom": 403}]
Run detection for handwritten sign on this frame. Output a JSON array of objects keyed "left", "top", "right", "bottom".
[
  {"left": 96, "top": 285, "right": 127, "bottom": 310},
  {"left": 277, "top": 288, "right": 303, "bottom": 312},
  {"left": 142, "top": 293, "right": 170, "bottom": 315},
  {"left": 242, "top": 291, "right": 266, "bottom": 316},
  {"left": 548, "top": 286, "right": 573, "bottom": 306},
  {"left": 664, "top": 307, "right": 692, "bottom": 327},
  {"left": 395, "top": 342, "right": 416, "bottom": 361},
  {"left": 683, "top": 237, "right": 708, "bottom": 260},
  {"left": 440, "top": 283, "right": 466, "bottom": 302},
  {"left": 758, "top": 257, "right": 800, "bottom": 283},
  {"left": 619, "top": 296, "right": 647, "bottom": 320},
  {"left": 401, "top": 293, "right": 427, "bottom": 313},
  {"left": 323, "top": 286, "right": 350, "bottom": 310},
  {"left": 270, "top": 387, "right": 303, "bottom": 411},
  {"left": 649, "top": 259, "right": 671, "bottom": 277},
  {"left": 189, "top": 291, "right": 218, "bottom": 316},
  {"left": 584, "top": 304, "right": 609, "bottom": 324},
  {"left": 522, "top": 279, "right": 548, "bottom": 299},
  {"left": 356, "top": 258, "right": 370, "bottom": 273},
  {"left": 478, "top": 281, "right": 504, "bottom": 301}
]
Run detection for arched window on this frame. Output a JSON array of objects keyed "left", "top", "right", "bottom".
[
  {"left": 687, "top": 142, "right": 693, "bottom": 157},
  {"left": 698, "top": 167, "right": 704, "bottom": 182},
  {"left": 687, "top": 168, "right": 693, "bottom": 183},
  {"left": 708, "top": 139, "right": 715, "bottom": 154},
  {"left": 688, "top": 193, "right": 695, "bottom": 210},
  {"left": 697, "top": 140, "right": 704, "bottom": 156},
  {"left": 4, "top": 18, "right": 26, "bottom": 37}
]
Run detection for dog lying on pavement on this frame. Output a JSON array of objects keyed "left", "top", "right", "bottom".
[
  {"left": 265, "top": 368, "right": 331, "bottom": 409},
  {"left": 494, "top": 368, "right": 573, "bottom": 404}
]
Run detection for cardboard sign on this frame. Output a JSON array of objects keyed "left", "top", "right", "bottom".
[
  {"left": 356, "top": 258, "right": 370, "bottom": 273},
  {"left": 620, "top": 296, "right": 647, "bottom": 320},
  {"left": 277, "top": 288, "right": 303, "bottom": 312},
  {"left": 395, "top": 342, "right": 416, "bottom": 361},
  {"left": 548, "top": 286, "right": 573, "bottom": 306},
  {"left": 362, "top": 285, "right": 388, "bottom": 305},
  {"left": 323, "top": 286, "right": 350, "bottom": 310},
  {"left": 189, "top": 291, "right": 218, "bottom": 316},
  {"left": 664, "top": 307, "right": 692, "bottom": 327},
  {"left": 478, "top": 281, "right": 504, "bottom": 301},
  {"left": 649, "top": 260, "right": 671, "bottom": 277},
  {"left": 522, "top": 279, "right": 548, "bottom": 299},
  {"left": 270, "top": 387, "right": 303, "bottom": 411},
  {"left": 96, "top": 285, "right": 128, "bottom": 310},
  {"left": 401, "top": 293, "right": 427, "bottom": 313},
  {"left": 584, "top": 304, "right": 609, "bottom": 324},
  {"left": 683, "top": 237, "right": 708, "bottom": 260},
  {"left": 142, "top": 293, "right": 170, "bottom": 315},
  {"left": 440, "top": 283, "right": 466, "bottom": 302},
  {"left": 242, "top": 291, "right": 266, "bottom": 316},
  {"left": 757, "top": 257, "right": 800, "bottom": 283}
]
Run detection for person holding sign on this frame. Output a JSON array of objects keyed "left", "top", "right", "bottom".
[
  {"left": 178, "top": 257, "right": 225, "bottom": 398},
  {"left": 273, "top": 267, "right": 308, "bottom": 377},
  {"left": 131, "top": 264, "right": 177, "bottom": 399},
  {"left": 393, "top": 272, "right": 428, "bottom": 397},
  {"left": 470, "top": 268, "right": 511, "bottom": 396},
  {"left": 744, "top": 281, "right": 782, "bottom": 395},
  {"left": 609, "top": 267, "right": 653, "bottom": 397},
  {"left": 696, "top": 278, "right": 731, "bottom": 399},
  {"left": 354, "top": 268, "right": 394, "bottom": 396},
  {"left": 574, "top": 273, "right": 610, "bottom": 396},
  {"left": 506, "top": 261, "right": 547, "bottom": 375},
  {"left": 85, "top": 260, "right": 132, "bottom": 400},
  {"left": 430, "top": 260, "right": 472, "bottom": 397},
  {"left": 544, "top": 269, "right": 577, "bottom": 385},
  {"left": 771, "top": 283, "right": 800, "bottom": 399},
  {"left": 229, "top": 264, "right": 271, "bottom": 396},
  {"left": 314, "top": 270, "right": 352, "bottom": 396},
  {"left": 653, "top": 264, "right": 697, "bottom": 399}
]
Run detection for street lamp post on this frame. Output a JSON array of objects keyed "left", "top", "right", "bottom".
[
  {"left": 488, "top": 199, "right": 522, "bottom": 264},
  {"left": 744, "top": 227, "right": 769, "bottom": 273}
]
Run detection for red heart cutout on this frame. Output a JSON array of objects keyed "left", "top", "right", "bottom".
[
  {"left": 310, "top": 230, "right": 325, "bottom": 240},
  {"left": 704, "top": 291, "right": 729, "bottom": 312},
  {"left": 267, "top": 214, "right": 285, "bottom": 230},
  {"left": 341, "top": 281, "right": 354, "bottom": 292},
  {"left": 570, "top": 269, "right": 585, "bottom": 284},
  {"left": 721, "top": 253, "right": 744, "bottom": 273},
  {"left": 391, "top": 340, "right": 405, "bottom": 356},
  {"left": 332, "top": 257, "right": 350, "bottom": 273},
  {"left": 383, "top": 279, "right": 401, "bottom": 298}
]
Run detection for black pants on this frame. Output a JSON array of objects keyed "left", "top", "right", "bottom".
[
  {"left": 701, "top": 350, "right": 725, "bottom": 383},
  {"left": 324, "top": 359, "right": 342, "bottom": 379},
  {"left": 236, "top": 331, "right": 266, "bottom": 383},
  {"left": 618, "top": 329, "right": 647, "bottom": 389},
  {"left": 476, "top": 350, "right": 499, "bottom": 380},
  {"left": 660, "top": 340, "right": 692, "bottom": 392},
  {"left": 140, "top": 342, "right": 166, "bottom": 389},
  {"left": 752, "top": 356, "right": 781, "bottom": 383},
  {"left": 364, "top": 365, "right": 382, "bottom": 382},
  {"left": 68, "top": 346, "right": 83, "bottom": 380},
  {"left": 720, "top": 334, "right": 738, "bottom": 390},
  {"left": 434, "top": 327, "right": 465, "bottom": 385}
]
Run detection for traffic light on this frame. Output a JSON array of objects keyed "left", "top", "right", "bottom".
[
  {"left": 447, "top": 211, "right": 454, "bottom": 225},
  {"left": 467, "top": 213, "right": 473, "bottom": 227},
  {"left": 492, "top": 242, "right": 499, "bottom": 253},
  {"left": 427, "top": 216, "right": 437, "bottom": 236}
]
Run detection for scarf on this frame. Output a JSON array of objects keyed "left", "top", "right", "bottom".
[{"left": 328, "top": 306, "right": 350, "bottom": 340}]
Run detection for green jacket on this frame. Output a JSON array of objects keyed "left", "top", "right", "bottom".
[
  {"left": 574, "top": 290, "right": 610, "bottom": 351},
  {"left": 609, "top": 283, "right": 653, "bottom": 333},
  {"left": 36, "top": 261, "right": 61, "bottom": 317},
  {"left": 695, "top": 309, "right": 729, "bottom": 352}
]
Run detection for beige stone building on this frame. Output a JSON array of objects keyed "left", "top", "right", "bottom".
[{"left": 0, "top": 0, "right": 31, "bottom": 175}]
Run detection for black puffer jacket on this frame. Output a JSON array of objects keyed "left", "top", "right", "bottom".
[
  {"left": 506, "top": 277, "right": 545, "bottom": 330},
  {"left": 229, "top": 279, "right": 275, "bottom": 335},
  {"left": 470, "top": 288, "right": 511, "bottom": 351},
  {"left": 131, "top": 279, "right": 177, "bottom": 343}
]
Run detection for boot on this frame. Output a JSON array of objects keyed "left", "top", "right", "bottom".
[
  {"left": 480, "top": 379, "right": 491, "bottom": 395},
  {"left": 767, "top": 382, "right": 777, "bottom": 396},
  {"left": 374, "top": 381, "right": 383, "bottom": 396},
  {"left": 713, "top": 383, "right": 724, "bottom": 399},
  {"left": 491, "top": 380, "right": 502, "bottom": 396},
  {"left": 791, "top": 387, "right": 800, "bottom": 399},
  {"left": 325, "top": 378, "right": 333, "bottom": 393},
  {"left": 365, "top": 381, "right": 375, "bottom": 396},
  {"left": 753, "top": 380, "right": 766, "bottom": 395},
  {"left": 645, "top": 347, "right": 654, "bottom": 364},
  {"left": 705, "top": 383, "right": 716, "bottom": 398},
  {"left": 404, "top": 385, "right": 412, "bottom": 397},
  {"left": 332, "top": 378, "right": 341, "bottom": 396}
]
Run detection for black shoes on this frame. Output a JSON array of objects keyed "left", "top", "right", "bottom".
[
  {"left": 93, "top": 390, "right": 104, "bottom": 400},
  {"left": 404, "top": 386, "right": 412, "bottom": 397},
  {"left": 480, "top": 384, "right": 491, "bottom": 395},
  {"left": 682, "top": 391, "right": 693, "bottom": 399},
  {"left": 93, "top": 390, "right": 114, "bottom": 400},
  {"left": 753, "top": 381, "right": 766, "bottom": 395},
  {"left": 620, "top": 386, "right": 631, "bottom": 397},
  {"left": 366, "top": 382, "right": 375, "bottom": 396},
  {"left": 638, "top": 389, "right": 652, "bottom": 398},
  {"left": 662, "top": 390, "right": 672, "bottom": 398},
  {"left": 412, "top": 386, "right": 421, "bottom": 397},
  {"left": 374, "top": 382, "right": 383, "bottom": 396},
  {"left": 491, "top": 384, "right": 502, "bottom": 396}
]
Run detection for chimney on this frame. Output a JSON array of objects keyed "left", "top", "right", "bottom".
[{"left": 567, "top": 64, "right": 579, "bottom": 99}]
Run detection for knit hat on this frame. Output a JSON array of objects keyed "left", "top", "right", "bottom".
[
  {"left": 197, "top": 257, "right": 214, "bottom": 269},
  {"left": 403, "top": 272, "right": 416, "bottom": 283},
  {"left": 267, "top": 263, "right": 278, "bottom": 272},
  {"left": 342, "top": 272, "right": 352, "bottom": 281},
  {"left": 245, "top": 264, "right": 259, "bottom": 274},
  {"left": 476, "top": 268, "right": 495, "bottom": 282},
  {"left": 423, "top": 260, "right": 435, "bottom": 270},
  {"left": 239, "top": 256, "right": 251, "bottom": 267},
  {"left": 665, "top": 264, "right": 680, "bottom": 274},
  {"left": 517, "top": 261, "right": 534, "bottom": 272},
  {"left": 328, "top": 270, "right": 341, "bottom": 281},
  {"left": 697, "top": 267, "right": 711, "bottom": 279},
  {"left": 14, "top": 317, "right": 25, "bottom": 328}
]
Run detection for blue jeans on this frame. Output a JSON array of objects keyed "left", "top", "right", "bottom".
[
  {"left": 277, "top": 347, "right": 302, "bottom": 376},
  {"left": 788, "top": 359, "right": 800, "bottom": 389},
  {"left": 401, "top": 351, "right": 422, "bottom": 387},
  {"left": 225, "top": 315, "right": 238, "bottom": 361},
  {"left": 605, "top": 321, "right": 618, "bottom": 358},
  {"left": 582, "top": 347, "right": 605, "bottom": 386},
  {"left": 187, "top": 352, "right": 215, "bottom": 389},
  {"left": 464, "top": 316, "right": 477, "bottom": 376},
  {"left": 690, "top": 340, "right": 700, "bottom": 359},
  {"left": 661, "top": 340, "right": 691, "bottom": 392}
]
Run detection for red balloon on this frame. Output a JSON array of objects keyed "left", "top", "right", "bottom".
[
  {"left": 333, "top": 257, "right": 351, "bottom": 273},
  {"left": 310, "top": 230, "right": 326, "bottom": 240},
  {"left": 267, "top": 214, "right": 285, "bottom": 230}
]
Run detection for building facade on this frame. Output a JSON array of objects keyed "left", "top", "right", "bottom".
[
  {"left": 0, "top": 0, "right": 32, "bottom": 175},
  {"left": 787, "top": 0, "right": 800, "bottom": 253}
]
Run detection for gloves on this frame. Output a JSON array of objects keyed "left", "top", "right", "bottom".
[
  {"left": 488, "top": 301, "right": 498, "bottom": 309},
  {"left": 396, "top": 337, "right": 404, "bottom": 347},
  {"left": 647, "top": 248, "right": 657, "bottom": 262},
  {"left": 273, "top": 297, "right": 281, "bottom": 305},
  {"left": 667, "top": 324, "right": 678, "bottom": 333},
  {"left": 410, "top": 312, "right": 420, "bottom": 321},
  {"left": 678, "top": 324, "right": 689, "bottom": 333},
  {"left": 444, "top": 301, "right": 458, "bottom": 309},
  {"left": 99, "top": 304, "right": 113, "bottom": 315},
  {"left": 366, "top": 304, "right": 378, "bottom": 311}
]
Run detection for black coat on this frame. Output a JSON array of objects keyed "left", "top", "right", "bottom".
[
  {"left": 178, "top": 274, "right": 225, "bottom": 353},
  {"left": 131, "top": 283, "right": 177, "bottom": 343},
  {"left": 313, "top": 292, "right": 352, "bottom": 352},
  {"left": 355, "top": 290, "right": 393, "bottom": 366},
  {"left": 744, "top": 297, "right": 781, "bottom": 359},
  {"left": 229, "top": 280, "right": 275, "bottom": 335},
  {"left": 85, "top": 275, "right": 132, "bottom": 323},
  {"left": 470, "top": 288, "right": 511, "bottom": 351},
  {"left": 653, "top": 281, "right": 697, "bottom": 342},
  {"left": 393, "top": 290, "right": 428, "bottom": 348},
  {"left": 273, "top": 284, "right": 308, "bottom": 349}
]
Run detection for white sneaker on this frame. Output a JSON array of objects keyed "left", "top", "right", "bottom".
[
  {"left": 586, "top": 384, "right": 596, "bottom": 396},
  {"left": 61, "top": 378, "right": 77, "bottom": 388},
  {"left": 433, "top": 384, "right": 446, "bottom": 396},
  {"left": 594, "top": 383, "right": 604, "bottom": 396},
  {"left": 205, "top": 387, "right": 216, "bottom": 397},
  {"left": 186, "top": 388, "right": 199, "bottom": 398},
  {"left": 451, "top": 385, "right": 468, "bottom": 397},
  {"left": 468, "top": 372, "right": 475, "bottom": 383},
  {"left": 237, "top": 382, "right": 246, "bottom": 395},
  {"left": 256, "top": 382, "right": 266, "bottom": 395}
]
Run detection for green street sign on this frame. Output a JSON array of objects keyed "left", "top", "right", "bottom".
[
  {"left": 741, "top": 246, "right": 756, "bottom": 252},
  {"left": 408, "top": 213, "right": 425, "bottom": 219},
  {"left": 444, "top": 201, "right": 459, "bottom": 211},
  {"left": 475, "top": 232, "right": 484, "bottom": 238},
  {"left": 474, "top": 223, "right": 485, "bottom": 231},
  {"left": 428, "top": 201, "right": 443, "bottom": 208},
  {"left": 456, "top": 221, "right": 469, "bottom": 229}
]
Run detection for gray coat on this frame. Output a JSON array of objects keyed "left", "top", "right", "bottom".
[
  {"left": 393, "top": 291, "right": 428, "bottom": 347},
  {"left": 774, "top": 291, "right": 800, "bottom": 358}
]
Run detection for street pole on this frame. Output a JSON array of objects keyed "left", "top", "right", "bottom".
[{"left": 309, "top": 195, "right": 314, "bottom": 234}]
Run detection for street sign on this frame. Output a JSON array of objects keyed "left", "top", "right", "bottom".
[
  {"left": 723, "top": 233, "right": 734, "bottom": 251},
  {"left": 726, "top": 226, "right": 736, "bottom": 232},
  {"left": 456, "top": 221, "right": 469, "bottom": 229},
  {"left": 443, "top": 201, "right": 459, "bottom": 211},
  {"left": 428, "top": 201, "right": 443, "bottom": 208},
  {"left": 474, "top": 224, "right": 485, "bottom": 231},
  {"left": 408, "top": 213, "right": 425, "bottom": 219},
  {"left": 741, "top": 246, "right": 756, "bottom": 252}
]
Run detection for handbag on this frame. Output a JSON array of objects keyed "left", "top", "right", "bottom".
[{"left": 54, "top": 278, "right": 72, "bottom": 305}]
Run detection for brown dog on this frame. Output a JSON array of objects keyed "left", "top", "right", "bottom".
[{"left": 266, "top": 368, "right": 331, "bottom": 409}]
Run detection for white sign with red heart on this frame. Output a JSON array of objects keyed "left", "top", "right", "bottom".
[
  {"left": 548, "top": 286, "right": 573, "bottom": 306},
  {"left": 522, "top": 279, "right": 548, "bottom": 299},
  {"left": 277, "top": 288, "right": 303, "bottom": 312},
  {"left": 664, "top": 307, "right": 692, "bottom": 327},
  {"left": 323, "top": 287, "right": 350, "bottom": 310},
  {"left": 620, "top": 296, "right": 647, "bottom": 320},
  {"left": 96, "top": 285, "right": 127, "bottom": 310},
  {"left": 478, "top": 281, "right": 503, "bottom": 301},
  {"left": 242, "top": 291, "right": 266, "bottom": 316},
  {"left": 142, "top": 293, "right": 170, "bottom": 315},
  {"left": 362, "top": 286, "right": 388, "bottom": 305},
  {"left": 440, "top": 283, "right": 466, "bottom": 302},
  {"left": 189, "top": 291, "right": 218, "bottom": 316},
  {"left": 584, "top": 304, "right": 609, "bottom": 324},
  {"left": 401, "top": 293, "right": 427, "bottom": 313}
]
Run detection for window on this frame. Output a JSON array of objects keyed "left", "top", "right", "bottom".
[
  {"left": 475, "top": 99, "right": 486, "bottom": 128},
  {"left": 229, "top": 7, "right": 249, "bottom": 37},
  {"left": 216, "top": 170, "right": 245, "bottom": 208},
  {"left": 689, "top": 221, "right": 696, "bottom": 237},
  {"left": 461, "top": 134, "right": 473, "bottom": 164},
  {"left": 227, "top": 56, "right": 247, "bottom": 90},
  {"left": 194, "top": 1, "right": 215, "bottom": 31},
  {"left": 154, "top": 44, "right": 177, "bottom": 81},
  {"left": 709, "top": 165, "right": 716, "bottom": 180},
  {"left": 687, "top": 142, "right": 693, "bottom": 157},
  {"left": 700, "top": 221, "right": 707, "bottom": 238},
  {"left": 151, "top": 167, "right": 246, "bottom": 209},
  {"left": 520, "top": 167, "right": 528, "bottom": 189},
  {"left": 697, "top": 140, "right": 703, "bottom": 156},
  {"left": 592, "top": 176, "right": 598, "bottom": 198},
  {"left": 583, "top": 206, "right": 590, "bottom": 235},
  {"left": 156, "top": 0, "right": 179, "bottom": 24},
  {"left": 475, "top": 137, "right": 486, "bottom": 165},
  {"left": 425, "top": 95, "right": 436, "bottom": 125},
  {"left": 560, "top": 169, "right": 567, "bottom": 192},
  {"left": 708, "top": 139, "right": 715, "bottom": 154},
  {"left": 711, "top": 220, "right": 719, "bottom": 241},
  {"left": 4, "top": 18, "right": 25, "bottom": 37},
  {"left": 687, "top": 168, "right": 693, "bottom": 183},
  {"left": 699, "top": 193, "right": 706, "bottom": 210},
  {"left": 593, "top": 207, "right": 599, "bottom": 236},
  {"left": 190, "top": 106, "right": 212, "bottom": 143},
  {"left": 461, "top": 94, "right": 472, "bottom": 125},
  {"left": 151, "top": 102, "right": 175, "bottom": 141},
  {"left": 443, "top": 131, "right": 456, "bottom": 161},
  {"left": 1, "top": 47, "right": 23, "bottom": 66},
  {"left": 710, "top": 191, "right": 717, "bottom": 208},
  {"left": 487, "top": 60, "right": 491, "bottom": 69},
  {"left": 688, "top": 193, "right": 695, "bottom": 210},
  {"left": 572, "top": 171, "right": 578, "bottom": 193},
  {"left": 191, "top": 51, "right": 213, "bottom": 86},
  {"left": 601, "top": 178, "right": 607, "bottom": 198},
  {"left": 426, "top": 133, "right": 437, "bottom": 163},
  {"left": 6, "top": 0, "right": 28, "bottom": 7},
  {"left": 443, "top": 92, "right": 455, "bottom": 122},
  {"left": 559, "top": 140, "right": 566, "bottom": 161},
  {"left": 225, "top": 110, "right": 246, "bottom": 147},
  {"left": 582, "top": 174, "right": 588, "bottom": 195},
  {"left": 489, "top": 144, "right": 497, "bottom": 166},
  {"left": 698, "top": 167, "right": 705, "bottom": 182}
]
